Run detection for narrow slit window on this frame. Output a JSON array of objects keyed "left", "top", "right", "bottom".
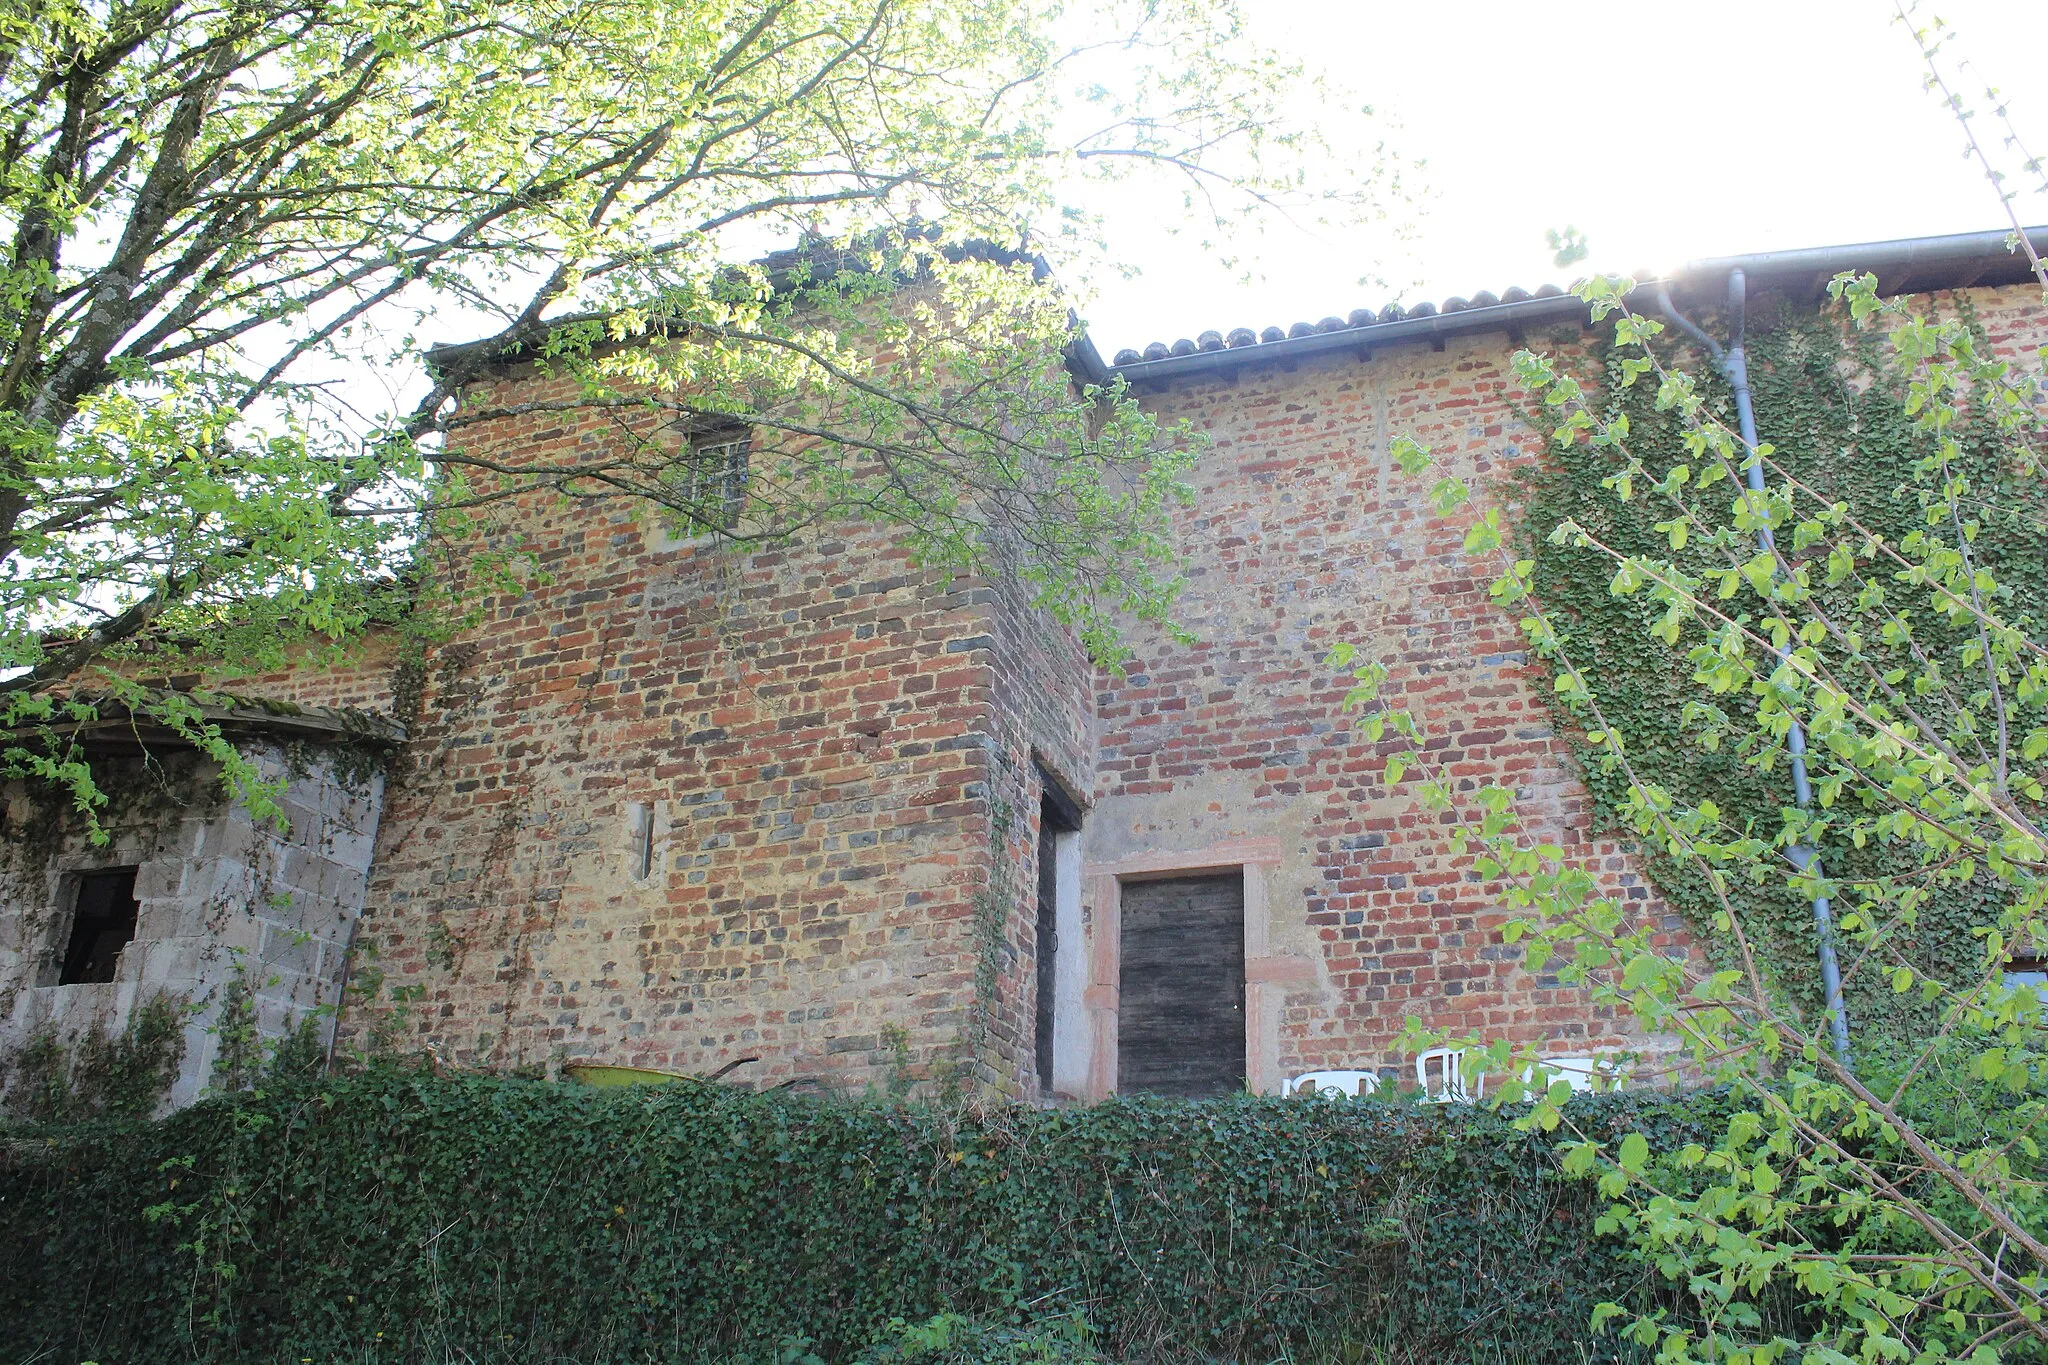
[
  {"left": 628, "top": 803, "right": 655, "bottom": 881},
  {"left": 60, "top": 866, "right": 140, "bottom": 985}
]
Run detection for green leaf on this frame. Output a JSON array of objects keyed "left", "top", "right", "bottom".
[{"left": 1617, "top": 1132, "right": 1649, "bottom": 1173}]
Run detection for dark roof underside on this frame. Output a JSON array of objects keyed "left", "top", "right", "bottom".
[{"left": 14, "top": 697, "right": 405, "bottom": 758}]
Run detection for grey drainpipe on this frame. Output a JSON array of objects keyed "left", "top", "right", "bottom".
[{"left": 1656, "top": 270, "right": 1854, "bottom": 1071}]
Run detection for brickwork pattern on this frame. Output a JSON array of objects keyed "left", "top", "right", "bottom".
[
  {"left": 974, "top": 561, "right": 1096, "bottom": 1096},
  {"left": 1086, "top": 283, "right": 2048, "bottom": 1086},
  {"left": 1088, "top": 331, "right": 1664, "bottom": 1077},
  {"left": 232, "top": 630, "right": 403, "bottom": 714},
  {"left": 64, "top": 281, "right": 2039, "bottom": 1103},
  {"left": 343, "top": 369, "right": 1094, "bottom": 1092}
]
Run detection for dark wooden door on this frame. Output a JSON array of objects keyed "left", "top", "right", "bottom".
[{"left": 1117, "top": 874, "right": 1245, "bottom": 1097}]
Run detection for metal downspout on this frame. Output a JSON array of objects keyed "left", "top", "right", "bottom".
[{"left": 1656, "top": 270, "right": 1854, "bottom": 1070}]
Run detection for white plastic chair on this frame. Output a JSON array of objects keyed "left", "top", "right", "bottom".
[
  {"left": 1415, "top": 1047, "right": 1482, "bottom": 1102},
  {"left": 1522, "top": 1055, "right": 1624, "bottom": 1095},
  {"left": 1286, "top": 1069, "right": 1382, "bottom": 1099}
]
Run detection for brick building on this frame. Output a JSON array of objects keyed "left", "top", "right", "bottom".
[{"left": 6, "top": 227, "right": 2044, "bottom": 1103}]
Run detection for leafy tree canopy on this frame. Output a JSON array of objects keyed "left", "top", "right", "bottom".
[{"left": 0, "top": 0, "right": 1398, "bottom": 813}]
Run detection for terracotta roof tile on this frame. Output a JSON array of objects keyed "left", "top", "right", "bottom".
[{"left": 1107, "top": 280, "right": 1573, "bottom": 369}]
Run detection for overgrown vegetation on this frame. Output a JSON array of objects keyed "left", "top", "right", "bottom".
[
  {"left": 0, "top": 0, "right": 1402, "bottom": 824},
  {"left": 206, "top": 969, "right": 328, "bottom": 1096},
  {"left": 0, "top": 992, "right": 185, "bottom": 1122},
  {"left": 0, "top": 1065, "right": 1721, "bottom": 1365},
  {"left": 1513, "top": 299, "right": 2048, "bottom": 1039},
  {"left": 1362, "top": 259, "right": 2048, "bottom": 1363}
]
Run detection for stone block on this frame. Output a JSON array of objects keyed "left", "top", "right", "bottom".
[
  {"left": 133, "top": 937, "right": 207, "bottom": 990},
  {"left": 255, "top": 991, "right": 317, "bottom": 1036},
  {"left": 307, "top": 858, "right": 368, "bottom": 908},
  {"left": 322, "top": 825, "right": 378, "bottom": 872},
  {"left": 257, "top": 921, "right": 324, "bottom": 979},
  {"left": 189, "top": 857, "right": 258, "bottom": 910},
  {"left": 133, "top": 859, "right": 187, "bottom": 901},
  {"left": 134, "top": 894, "right": 190, "bottom": 941}
]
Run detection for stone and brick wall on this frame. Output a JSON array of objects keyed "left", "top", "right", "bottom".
[
  {"left": 1082, "top": 325, "right": 1668, "bottom": 1092},
  {"left": 974, "top": 560, "right": 1095, "bottom": 1095},
  {"left": 0, "top": 741, "right": 384, "bottom": 1109},
  {"left": 230, "top": 629, "right": 404, "bottom": 715},
  {"left": 1081, "top": 281, "right": 2048, "bottom": 1093},
  {"left": 24, "top": 275, "right": 2037, "bottom": 1108},
  {"left": 340, "top": 365, "right": 1093, "bottom": 1094}
]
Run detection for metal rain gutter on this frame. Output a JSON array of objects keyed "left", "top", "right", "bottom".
[
  {"left": 1656, "top": 270, "right": 1854, "bottom": 1072},
  {"left": 1674, "top": 224, "right": 2048, "bottom": 289}
]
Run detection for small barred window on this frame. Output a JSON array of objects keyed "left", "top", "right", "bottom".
[{"left": 678, "top": 423, "right": 750, "bottom": 532}]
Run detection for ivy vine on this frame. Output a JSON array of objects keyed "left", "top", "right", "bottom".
[
  {"left": 1, "top": 1065, "right": 1728, "bottom": 1363},
  {"left": 1515, "top": 296, "right": 2048, "bottom": 1038}
]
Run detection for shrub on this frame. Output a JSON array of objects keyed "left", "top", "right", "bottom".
[
  {"left": 0, "top": 1066, "right": 1727, "bottom": 1364},
  {"left": 0, "top": 992, "right": 186, "bottom": 1122}
]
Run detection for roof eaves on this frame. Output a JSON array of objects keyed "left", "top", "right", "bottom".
[
  {"left": 422, "top": 237, "right": 1050, "bottom": 380},
  {"left": 1105, "top": 289, "right": 1588, "bottom": 384},
  {"left": 1672, "top": 225, "right": 2048, "bottom": 293},
  {"left": 1064, "top": 329, "right": 1111, "bottom": 387},
  {"left": 1103, "top": 224, "right": 2048, "bottom": 386},
  {"left": 19, "top": 697, "right": 408, "bottom": 752}
]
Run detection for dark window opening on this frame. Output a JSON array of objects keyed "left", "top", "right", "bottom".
[
  {"left": 1117, "top": 872, "right": 1246, "bottom": 1098},
  {"left": 59, "top": 867, "right": 140, "bottom": 985},
  {"left": 1034, "top": 770, "right": 1082, "bottom": 1094},
  {"left": 677, "top": 422, "right": 751, "bottom": 532}
]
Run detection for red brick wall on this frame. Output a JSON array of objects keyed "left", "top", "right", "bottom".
[
  {"left": 977, "top": 564, "right": 1096, "bottom": 1095},
  {"left": 1085, "top": 282, "right": 2048, "bottom": 1089},
  {"left": 1087, "top": 330, "right": 1660, "bottom": 1082},
  {"left": 261, "top": 281, "right": 2048, "bottom": 1098},
  {"left": 229, "top": 629, "right": 402, "bottom": 714},
  {"left": 338, "top": 367, "right": 1094, "bottom": 1093}
]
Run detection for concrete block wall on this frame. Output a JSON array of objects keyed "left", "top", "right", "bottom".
[{"left": 0, "top": 743, "right": 385, "bottom": 1109}]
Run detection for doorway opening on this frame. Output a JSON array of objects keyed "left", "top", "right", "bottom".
[
  {"left": 1116, "top": 872, "right": 1246, "bottom": 1097},
  {"left": 1034, "top": 768, "right": 1082, "bottom": 1095}
]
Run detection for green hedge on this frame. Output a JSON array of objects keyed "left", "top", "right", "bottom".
[{"left": 0, "top": 1068, "right": 1725, "bottom": 1364}]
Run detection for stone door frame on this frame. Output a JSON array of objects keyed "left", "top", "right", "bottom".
[{"left": 1081, "top": 837, "right": 1311, "bottom": 1099}]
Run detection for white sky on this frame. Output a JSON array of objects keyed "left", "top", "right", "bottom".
[{"left": 1078, "top": 0, "right": 2048, "bottom": 354}]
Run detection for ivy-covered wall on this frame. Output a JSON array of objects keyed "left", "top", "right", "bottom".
[
  {"left": 0, "top": 1067, "right": 1726, "bottom": 1365},
  {"left": 1515, "top": 293, "right": 2048, "bottom": 1036}
]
